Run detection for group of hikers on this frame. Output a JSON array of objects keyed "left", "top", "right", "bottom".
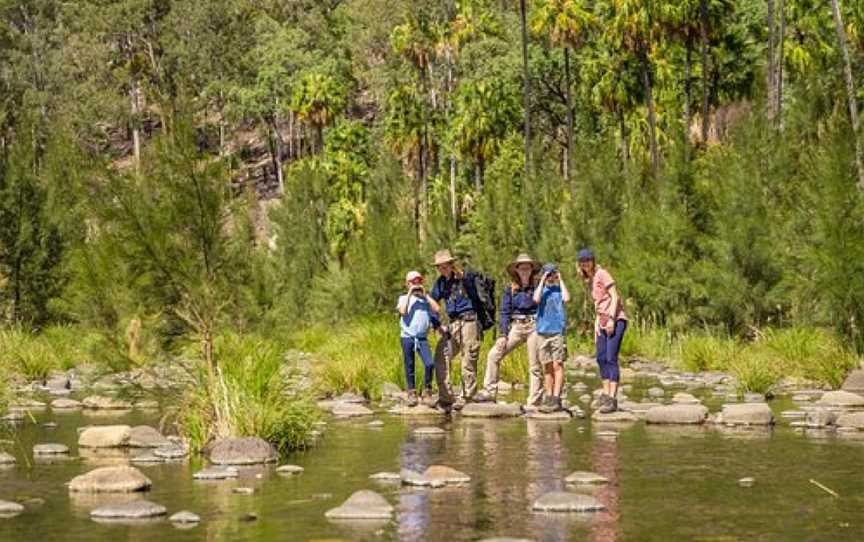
[{"left": 397, "top": 249, "right": 628, "bottom": 414}]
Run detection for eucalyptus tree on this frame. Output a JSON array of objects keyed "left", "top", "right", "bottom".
[{"left": 829, "top": 0, "right": 864, "bottom": 189}]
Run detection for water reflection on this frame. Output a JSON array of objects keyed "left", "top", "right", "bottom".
[{"left": 589, "top": 429, "right": 620, "bottom": 542}]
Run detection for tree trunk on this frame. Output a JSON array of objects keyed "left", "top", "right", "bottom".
[
  {"left": 130, "top": 79, "right": 141, "bottom": 171},
  {"left": 830, "top": 0, "right": 864, "bottom": 190},
  {"left": 288, "top": 110, "right": 294, "bottom": 161},
  {"left": 766, "top": 0, "right": 775, "bottom": 117},
  {"left": 519, "top": 0, "right": 531, "bottom": 179},
  {"left": 639, "top": 47, "right": 660, "bottom": 174},
  {"left": 218, "top": 89, "right": 226, "bottom": 157},
  {"left": 269, "top": 118, "right": 284, "bottom": 195},
  {"left": 684, "top": 38, "right": 692, "bottom": 154},
  {"left": 775, "top": 0, "right": 786, "bottom": 129},
  {"left": 475, "top": 159, "right": 484, "bottom": 192},
  {"left": 564, "top": 46, "right": 574, "bottom": 183},
  {"left": 618, "top": 108, "right": 629, "bottom": 168},
  {"left": 446, "top": 52, "right": 458, "bottom": 229},
  {"left": 700, "top": 0, "right": 710, "bottom": 144},
  {"left": 420, "top": 66, "right": 430, "bottom": 243}
]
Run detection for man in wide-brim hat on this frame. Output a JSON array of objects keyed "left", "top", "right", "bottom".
[{"left": 429, "top": 248, "right": 483, "bottom": 411}]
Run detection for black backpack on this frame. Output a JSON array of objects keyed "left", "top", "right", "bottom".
[{"left": 465, "top": 269, "right": 497, "bottom": 332}]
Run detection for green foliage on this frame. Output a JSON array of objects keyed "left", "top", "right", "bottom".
[
  {"left": 180, "top": 333, "right": 318, "bottom": 453},
  {"left": 0, "top": 325, "right": 99, "bottom": 380}
]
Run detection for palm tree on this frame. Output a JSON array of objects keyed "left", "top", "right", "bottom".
[
  {"left": 384, "top": 83, "right": 426, "bottom": 239},
  {"left": 291, "top": 70, "right": 346, "bottom": 154},
  {"left": 533, "top": 0, "right": 595, "bottom": 181}
]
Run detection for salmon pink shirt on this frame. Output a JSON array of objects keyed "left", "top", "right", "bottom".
[{"left": 591, "top": 266, "right": 627, "bottom": 321}]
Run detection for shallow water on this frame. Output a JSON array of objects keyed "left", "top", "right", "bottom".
[{"left": 1, "top": 382, "right": 864, "bottom": 541}]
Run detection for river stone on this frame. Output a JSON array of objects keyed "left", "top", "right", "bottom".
[
  {"left": 423, "top": 465, "right": 471, "bottom": 484},
  {"left": 806, "top": 409, "right": 838, "bottom": 428},
  {"left": 369, "top": 472, "right": 402, "bottom": 482},
  {"left": 671, "top": 392, "right": 701, "bottom": 405},
  {"left": 69, "top": 466, "right": 152, "bottom": 493},
  {"left": 170, "top": 510, "right": 200, "bottom": 524},
  {"left": 82, "top": 396, "right": 133, "bottom": 410},
  {"left": 565, "top": 471, "right": 608, "bottom": 485},
  {"left": 2, "top": 411, "right": 25, "bottom": 422},
  {"left": 718, "top": 403, "right": 774, "bottom": 426},
  {"left": 460, "top": 402, "right": 522, "bottom": 418},
  {"left": 592, "top": 410, "right": 638, "bottom": 423},
  {"left": 51, "top": 398, "right": 82, "bottom": 409},
  {"left": 233, "top": 487, "right": 255, "bottom": 495},
  {"left": 400, "top": 469, "right": 445, "bottom": 488},
  {"left": 90, "top": 499, "right": 166, "bottom": 520},
  {"left": 130, "top": 453, "right": 165, "bottom": 465},
  {"left": 738, "top": 477, "right": 756, "bottom": 487},
  {"left": 134, "top": 400, "right": 160, "bottom": 410},
  {"left": 579, "top": 394, "right": 591, "bottom": 403},
  {"left": 154, "top": 445, "right": 188, "bottom": 459},
  {"left": 332, "top": 403, "right": 374, "bottom": 417},
  {"left": 325, "top": 490, "right": 393, "bottom": 520},
  {"left": 841, "top": 369, "right": 864, "bottom": 393},
  {"left": 78, "top": 425, "right": 131, "bottom": 448},
  {"left": 0, "top": 500, "right": 24, "bottom": 517},
  {"left": 595, "top": 430, "right": 618, "bottom": 439},
  {"left": 193, "top": 466, "right": 239, "bottom": 480},
  {"left": 645, "top": 405, "right": 708, "bottom": 424},
  {"left": 367, "top": 420, "right": 385, "bottom": 427},
  {"left": 209, "top": 437, "right": 276, "bottom": 465},
  {"left": 572, "top": 382, "right": 588, "bottom": 392},
  {"left": 743, "top": 392, "right": 766, "bottom": 403},
  {"left": 781, "top": 410, "right": 807, "bottom": 419},
  {"left": 647, "top": 387, "right": 665, "bottom": 398},
  {"left": 276, "top": 464, "right": 304, "bottom": 475},
  {"left": 0, "top": 452, "right": 16, "bottom": 464},
  {"left": 414, "top": 426, "right": 446, "bottom": 436},
  {"left": 792, "top": 394, "right": 812, "bottom": 402},
  {"left": 128, "top": 426, "right": 171, "bottom": 448},
  {"left": 817, "top": 391, "right": 864, "bottom": 408},
  {"left": 836, "top": 412, "right": 864, "bottom": 430},
  {"left": 335, "top": 392, "right": 367, "bottom": 404},
  {"left": 532, "top": 491, "right": 605, "bottom": 513},
  {"left": 380, "top": 382, "right": 402, "bottom": 397},
  {"left": 33, "top": 443, "right": 69, "bottom": 455},
  {"left": 388, "top": 404, "right": 442, "bottom": 416}
]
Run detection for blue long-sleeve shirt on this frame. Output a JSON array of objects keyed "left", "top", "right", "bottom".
[
  {"left": 499, "top": 284, "right": 538, "bottom": 335},
  {"left": 431, "top": 274, "right": 477, "bottom": 320}
]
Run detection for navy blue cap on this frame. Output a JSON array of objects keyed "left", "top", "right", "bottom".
[
  {"left": 577, "top": 248, "right": 595, "bottom": 261},
  {"left": 541, "top": 263, "right": 558, "bottom": 275}
]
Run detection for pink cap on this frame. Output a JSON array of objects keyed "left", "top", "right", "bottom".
[{"left": 405, "top": 271, "right": 423, "bottom": 283}]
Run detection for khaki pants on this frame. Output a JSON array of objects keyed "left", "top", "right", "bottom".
[
  {"left": 483, "top": 320, "right": 543, "bottom": 406},
  {"left": 434, "top": 318, "right": 482, "bottom": 404}
]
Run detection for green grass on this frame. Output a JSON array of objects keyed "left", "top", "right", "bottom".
[
  {"left": 179, "top": 332, "right": 318, "bottom": 454},
  {"left": 0, "top": 325, "right": 101, "bottom": 381}
]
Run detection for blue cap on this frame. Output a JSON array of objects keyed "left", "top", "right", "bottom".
[
  {"left": 577, "top": 248, "right": 595, "bottom": 261},
  {"left": 541, "top": 263, "right": 558, "bottom": 275}
]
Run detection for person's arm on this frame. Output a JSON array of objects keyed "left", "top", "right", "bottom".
[
  {"left": 605, "top": 284, "right": 619, "bottom": 333},
  {"left": 533, "top": 273, "right": 547, "bottom": 304},
  {"left": 397, "top": 294, "right": 410, "bottom": 316},
  {"left": 559, "top": 277, "right": 571, "bottom": 303},
  {"left": 499, "top": 286, "right": 513, "bottom": 337},
  {"left": 425, "top": 292, "right": 441, "bottom": 314}
]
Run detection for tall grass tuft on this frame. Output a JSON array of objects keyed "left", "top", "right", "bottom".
[
  {"left": 676, "top": 332, "right": 737, "bottom": 373},
  {"left": 179, "top": 333, "right": 318, "bottom": 454},
  {"left": 0, "top": 325, "right": 101, "bottom": 381},
  {"left": 727, "top": 351, "right": 781, "bottom": 394}
]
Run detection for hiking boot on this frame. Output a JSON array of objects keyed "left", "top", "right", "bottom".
[
  {"left": 406, "top": 390, "right": 418, "bottom": 408},
  {"left": 434, "top": 400, "right": 453, "bottom": 414},
  {"left": 592, "top": 393, "right": 611, "bottom": 409},
  {"left": 538, "top": 395, "right": 557, "bottom": 414},
  {"left": 452, "top": 398, "right": 466, "bottom": 411},
  {"left": 472, "top": 391, "right": 496, "bottom": 403},
  {"left": 598, "top": 397, "right": 618, "bottom": 414},
  {"left": 421, "top": 389, "right": 436, "bottom": 406}
]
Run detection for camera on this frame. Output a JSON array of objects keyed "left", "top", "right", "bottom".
[{"left": 410, "top": 285, "right": 424, "bottom": 295}]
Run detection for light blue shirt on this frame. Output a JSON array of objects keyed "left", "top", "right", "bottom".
[
  {"left": 398, "top": 294, "right": 433, "bottom": 339},
  {"left": 536, "top": 285, "right": 566, "bottom": 335}
]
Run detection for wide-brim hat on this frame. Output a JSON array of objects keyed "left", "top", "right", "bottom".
[
  {"left": 432, "top": 249, "right": 456, "bottom": 266},
  {"left": 507, "top": 253, "right": 541, "bottom": 277}
]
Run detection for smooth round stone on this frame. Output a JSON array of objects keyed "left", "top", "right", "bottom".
[
  {"left": 367, "top": 420, "right": 384, "bottom": 427},
  {"left": 1, "top": 411, "right": 25, "bottom": 422},
  {"left": 781, "top": 410, "right": 807, "bottom": 419},
  {"left": 525, "top": 410, "right": 573, "bottom": 421},
  {"left": 565, "top": 471, "right": 609, "bottom": 485},
  {"left": 647, "top": 387, "right": 665, "bottom": 398},
  {"left": 532, "top": 491, "right": 605, "bottom": 512},
  {"left": 134, "top": 400, "right": 160, "bottom": 410},
  {"left": 738, "top": 477, "right": 756, "bottom": 487},
  {"left": 51, "top": 398, "right": 82, "bottom": 409},
  {"left": 128, "top": 426, "right": 171, "bottom": 448},
  {"left": 645, "top": 405, "right": 708, "bottom": 424},
  {"left": 69, "top": 466, "right": 152, "bottom": 493},
  {"left": 817, "top": 391, "right": 864, "bottom": 407},
  {"left": 169, "top": 510, "right": 200, "bottom": 524},
  {"left": 325, "top": 490, "right": 393, "bottom": 520},
  {"left": 276, "top": 465, "right": 304, "bottom": 475},
  {"left": 130, "top": 453, "right": 165, "bottom": 465},
  {"left": 671, "top": 392, "right": 701, "bottom": 405},
  {"left": 718, "top": 403, "right": 774, "bottom": 426},
  {"left": 387, "top": 404, "right": 442, "bottom": 416},
  {"left": 0, "top": 500, "right": 25, "bottom": 517},
  {"left": 422, "top": 465, "right": 471, "bottom": 484},
  {"left": 592, "top": 410, "right": 639, "bottom": 423},
  {"left": 792, "top": 394, "right": 811, "bottom": 402},
  {"left": 0, "top": 452, "right": 17, "bottom": 464},
  {"left": 90, "top": 499, "right": 166, "bottom": 520},
  {"left": 413, "top": 426, "right": 446, "bottom": 436},
  {"left": 332, "top": 403, "right": 374, "bottom": 417},
  {"left": 154, "top": 445, "right": 188, "bottom": 459},
  {"left": 208, "top": 437, "right": 276, "bottom": 465},
  {"left": 81, "top": 395, "right": 133, "bottom": 410},
  {"left": 78, "top": 425, "right": 131, "bottom": 448},
  {"left": 33, "top": 443, "right": 69, "bottom": 455},
  {"left": 460, "top": 402, "right": 522, "bottom": 418},
  {"left": 369, "top": 472, "right": 402, "bottom": 482},
  {"left": 233, "top": 487, "right": 255, "bottom": 495},
  {"left": 595, "top": 431, "right": 618, "bottom": 439},
  {"left": 193, "top": 467, "right": 239, "bottom": 480},
  {"left": 400, "top": 469, "right": 445, "bottom": 488}
]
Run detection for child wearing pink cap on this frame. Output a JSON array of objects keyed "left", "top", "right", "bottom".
[{"left": 397, "top": 271, "right": 441, "bottom": 406}]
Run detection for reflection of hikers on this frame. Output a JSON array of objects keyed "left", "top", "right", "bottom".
[
  {"left": 397, "top": 271, "right": 441, "bottom": 407},
  {"left": 578, "top": 249, "right": 628, "bottom": 414},
  {"left": 476, "top": 253, "right": 542, "bottom": 406},
  {"left": 534, "top": 263, "right": 571, "bottom": 413},
  {"left": 430, "top": 250, "right": 495, "bottom": 411}
]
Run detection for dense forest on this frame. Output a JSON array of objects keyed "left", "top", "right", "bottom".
[{"left": 1, "top": 0, "right": 864, "bottom": 422}]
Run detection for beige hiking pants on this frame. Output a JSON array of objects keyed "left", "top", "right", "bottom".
[
  {"left": 434, "top": 318, "right": 482, "bottom": 404},
  {"left": 483, "top": 320, "right": 543, "bottom": 406}
]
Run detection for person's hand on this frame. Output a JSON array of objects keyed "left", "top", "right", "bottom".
[
  {"left": 439, "top": 324, "right": 449, "bottom": 336},
  {"left": 604, "top": 318, "right": 615, "bottom": 335},
  {"left": 495, "top": 336, "right": 508, "bottom": 352},
  {"left": 594, "top": 319, "right": 601, "bottom": 337}
]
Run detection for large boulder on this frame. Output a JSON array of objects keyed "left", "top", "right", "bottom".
[
  {"left": 532, "top": 491, "right": 605, "bottom": 512},
  {"left": 78, "top": 425, "right": 131, "bottom": 448},
  {"left": 208, "top": 437, "right": 277, "bottom": 465},
  {"left": 645, "top": 405, "right": 708, "bottom": 425},
  {"left": 128, "top": 426, "right": 171, "bottom": 448},
  {"left": 816, "top": 391, "right": 864, "bottom": 408},
  {"left": 460, "top": 402, "right": 523, "bottom": 418},
  {"left": 81, "top": 395, "right": 133, "bottom": 410},
  {"left": 836, "top": 412, "right": 864, "bottom": 430},
  {"left": 841, "top": 369, "right": 864, "bottom": 393},
  {"left": 90, "top": 500, "right": 166, "bottom": 520},
  {"left": 325, "top": 490, "right": 393, "bottom": 520},
  {"left": 718, "top": 403, "right": 774, "bottom": 426},
  {"left": 68, "top": 466, "right": 152, "bottom": 493}
]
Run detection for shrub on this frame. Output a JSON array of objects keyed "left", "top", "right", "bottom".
[
  {"left": 727, "top": 350, "right": 781, "bottom": 394},
  {"left": 676, "top": 332, "right": 737, "bottom": 373}
]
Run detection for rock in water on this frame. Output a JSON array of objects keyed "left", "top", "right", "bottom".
[
  {"left": 645, "top": 405, "right": 708, "bottom": 424},
  {"left": 532, "top": 491, "right": 605, "bottom": 512},
  {"left": 738, "top": 477, "right": 756, "bottom": 487},
  {"left": 835, "top": 412, "right": 864, "bottom": 430},
  {"left": 51, "top": 398, "right": 82, "bottom": 409},
  {"left": 128, "top": 426, "right": 171, "bottom": 448},
  {"left": 369, "top": 472, "right": 402, "bottom": 482},
  {"left": 413, "top": 427, "right": 446, "bottom": 436},
  {"left": 332, "top": 403, "right": 374, "bottom": 417},
  {"left": 325, "top": 490, "right": 393, "bottom": 520},
  {"left": 154, "top": 445, "right": 188, "bottom": 459},
  {"left": 841, "top": 369, "right": 864, "bottom": 393},
  {"left": 400, "top": 469, "right": 445, "bottom": 488},
  {"left": 387, "top": 404, "right": 442, "bottom": 416},
  {"left": 564, "top": 471, "right": 609, "bottom": 485},
  {"left": 422, "top": 465, "right": 471, "bottom": 484},
  {"left": 806, "top": 409, "right": 837, "bottom": 428},
  {"left": 592, "top": 410, "right": 639, "bottom": 423},
  {"left": 193, "top": 467, "right": 239, "bottom": 480},
  {"left": 0, "top": 500, "right": 25, "bottom": 517},
  {"left": 81, "top": 395, "right": 133, "bottom": 410},
  {"left": 276, "top": 464, "right": 304, "bottom": 475},
  {"left": 208, "top": 437, "right": 277, "bottom": 465},
  {"left": 69, "top": 466, "right": 152, "bottom": 493},
  {"left": 90, "top": 500, "right": 166, "bottom": 520},
  {"left": 78, "top": 425, "right": 131, "bottom": 448},
  {"left": 816, "top": 390, "right": 864, "bottom": 408},
  {"left": 169, "top": 510, "right": 200, "bottom": 524},
  {"left": 0, "top": 452, "right": 16, "bottom": 465},
  {"left": 671, "top": 392, "right": 701, "bottom": 405},
  {"left": 718, "top": 403, "right": 774, "bottom": 426},
  {"left": 33, "top": 443, "right": 69, "bottom": 455},
  {"left": 524, "top": 410, "right": 573, "bottom": 421},
  {"left": 460, "top": 402, "right": 523, "bottom": 418}
]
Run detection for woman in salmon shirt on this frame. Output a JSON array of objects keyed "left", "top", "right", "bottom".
[{"left": 578, "top": 248, "right": 627, "bottom": 413}]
